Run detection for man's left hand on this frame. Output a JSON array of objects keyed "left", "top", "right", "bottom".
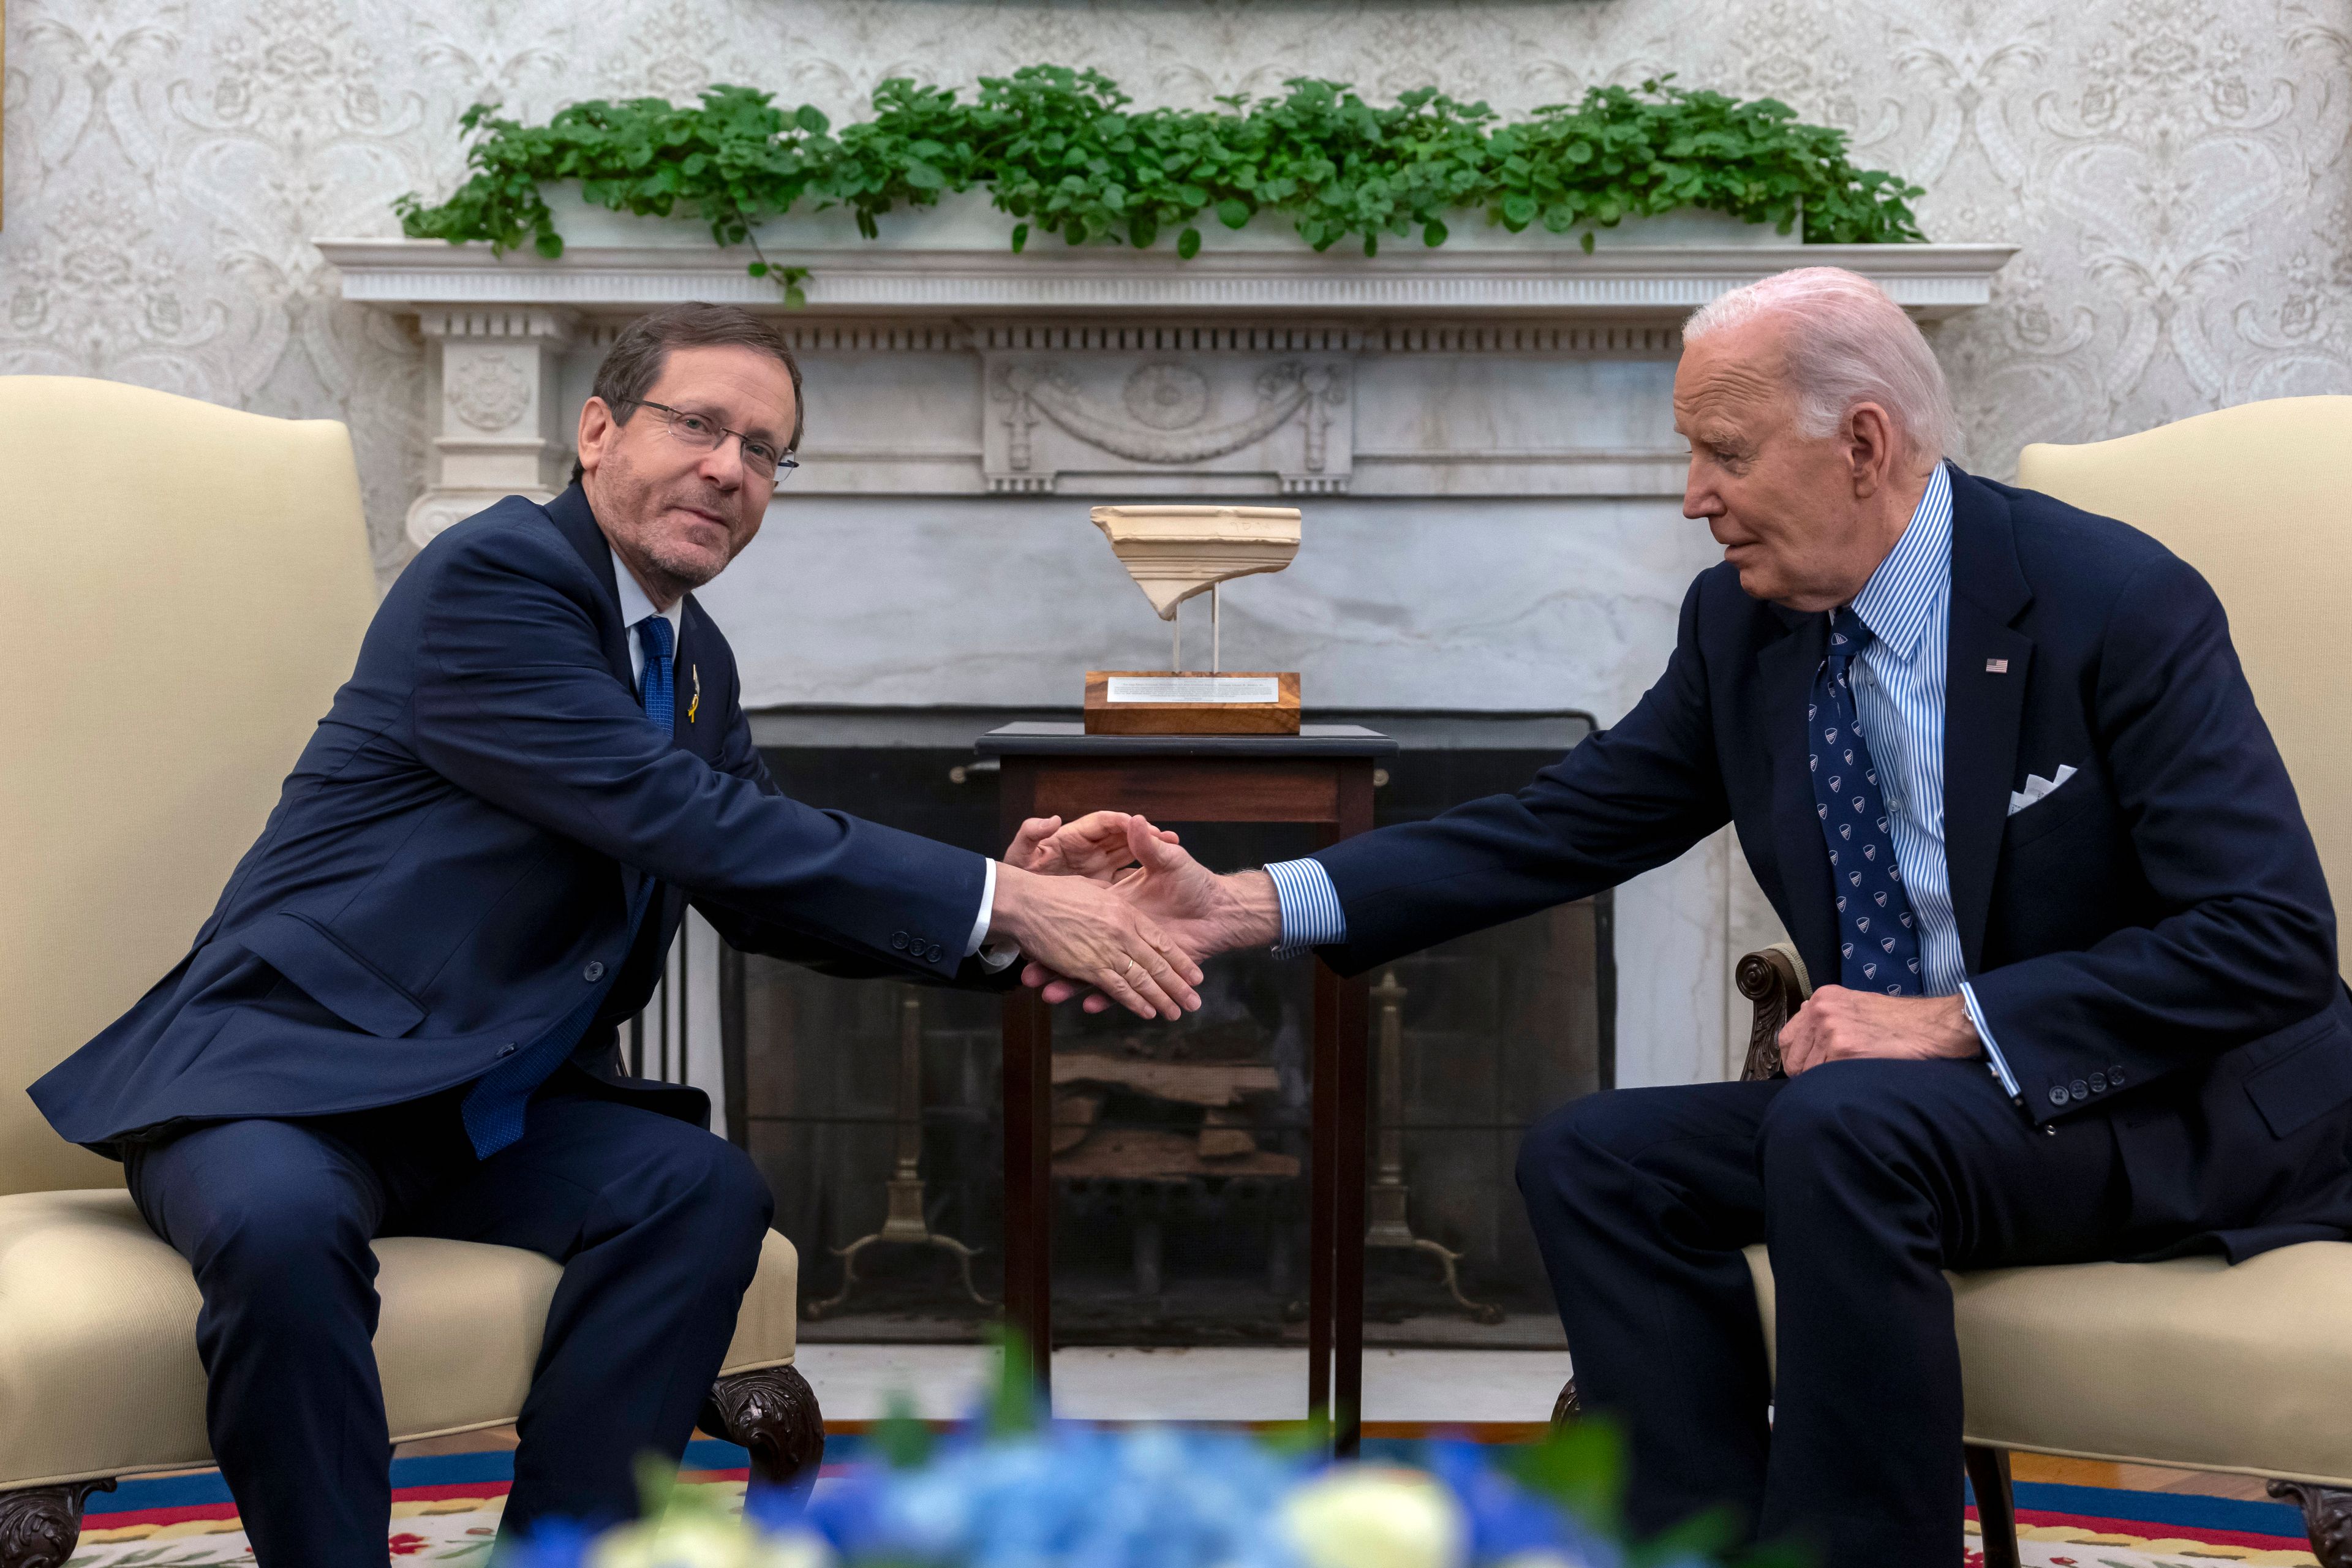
[
  {"left": 1001, "top": 812, "right": 1179, "bottom": 881},
  {"left": 1778, "top": 986, "right": 1981, "bottom": 1075}
]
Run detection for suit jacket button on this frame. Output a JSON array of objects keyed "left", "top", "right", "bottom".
[
  {"left": 584, "top": 961, "right": 606, "bottom": 982},
  {"left": 2047, "top": 1085, "right": 2069, "bottom": 1107},
  {"left": 891, "top": 931, "right": 909, "bottom": 951},
  {"left": 2109, "top": 1065, "right": 2127, "bottom": 1087},
  {"left": 2090, "top": 1071, "right": 2108, "bottom": 1093},
  {"left": 927, "top": 943, "right": 944, "bottom": 962},
  {"left": 2070, "top": 1079, "right": 2089, "bottom": 1102},
  {"left": 497, "top": 1043, "right": 518, "bottom": 1058}
]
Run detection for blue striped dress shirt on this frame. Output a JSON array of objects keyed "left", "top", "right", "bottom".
[{"left": 1266, "top": 462, "right": 2019, "bottom": 1094}]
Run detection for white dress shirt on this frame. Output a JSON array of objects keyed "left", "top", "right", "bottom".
[
  {"left": 611, "top": 548, "right": 683, "bottom": 692},
  {"left": 609, "top": 548, "right": 1002, "bottom": 963},
  {"left": 1265, "top": 466, "right": 2019, "bottom": 1095}
]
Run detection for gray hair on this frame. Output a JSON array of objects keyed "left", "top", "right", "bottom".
[{"left": 1683, "top": 266, "right": 1960, "bottom": 465}]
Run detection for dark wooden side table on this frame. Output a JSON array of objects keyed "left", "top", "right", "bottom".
[{"left": 977, "top": 721, "right": 1398, "bottom": 1457}]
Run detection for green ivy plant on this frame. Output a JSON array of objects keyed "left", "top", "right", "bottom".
[{"left": 395, "top": 66, "right": 1926, "bottom": 302}]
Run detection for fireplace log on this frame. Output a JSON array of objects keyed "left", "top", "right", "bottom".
[
  {"left": 1054, "top": 1127, "right": 1299, "bottom": 1181},
  {"left": 1198, "top": 1106, "right": 1259, "bottom": 1159},
  {"left": 1052, "top": 1053, "right": 1279, "bottom": 1107},
  {"left": 1051, "top": 1090, "right": 1104, "bottom": 1154}
]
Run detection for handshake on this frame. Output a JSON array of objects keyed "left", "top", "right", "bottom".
[{"left": 983, "top": 811, "right": 1287, "bottom": 1019}]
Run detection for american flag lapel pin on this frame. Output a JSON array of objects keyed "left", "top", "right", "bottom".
[
  {"left": 1985, "top": 658, "right": 2010, "bottom": 674},
  {"left": 688, "top": 665, "right": 701, "bottom": 723}
]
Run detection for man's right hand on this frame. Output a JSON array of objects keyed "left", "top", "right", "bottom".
[
  {"left": 1027, "top": 817, "right": 1284, "bottom": 1013},
  {"left": 987, "top": 859, "right": 1205, "bottom": 1020}
]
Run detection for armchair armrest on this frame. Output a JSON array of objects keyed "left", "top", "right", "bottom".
[{"left": 1735, "top": 942, "right": 1811, "bottom": 1082}]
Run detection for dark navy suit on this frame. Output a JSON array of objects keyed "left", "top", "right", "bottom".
[
  {"left": 1307, "top": 468, "right": 2352, "bottom": 1562},
  {"left": 33, "top": 486, "right": 999, "bottom": 1562}
]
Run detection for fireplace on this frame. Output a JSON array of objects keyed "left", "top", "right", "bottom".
[{"left": 721, "top": 707, "right": 1611, "bottom": 1348}]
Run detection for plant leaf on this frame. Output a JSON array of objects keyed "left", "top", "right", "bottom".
[{"left": 394, "top": 70, "right": 1929, "bottom": 266}]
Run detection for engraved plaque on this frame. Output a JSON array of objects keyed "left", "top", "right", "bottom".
[{"left": 1105, "top": 676, "right": 1283, "bottom": 704}]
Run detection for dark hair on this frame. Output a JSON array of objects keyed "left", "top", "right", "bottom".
[{"left": 568, "top": 303, "right": 804, "bottom": 484}]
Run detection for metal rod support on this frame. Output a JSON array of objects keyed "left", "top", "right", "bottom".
[
  {"left": 894, "top": 990, "right": 922, "bottom": 1175},
  {"left": 1374, "top": 970, "right": 1406, "bottom": 1185},
  {"left": 1212, "top": 583, "right": 1221, "bottom": 674},
  {"left": 805, "top": 986, "right": 992, "bottom": 1319},
  {"left": 1365, "top": 967, "right": 1504, "bottom": 1325},
  {"left": 1171, "top": 600, "right": 1182, "bottom": 673}
]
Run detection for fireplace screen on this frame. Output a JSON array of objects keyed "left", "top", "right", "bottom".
[{"left": 721, "top": 710, "right": 1611, "bottom": 1348}]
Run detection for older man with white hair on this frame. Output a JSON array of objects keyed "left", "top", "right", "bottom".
[{"left": 1040, "top": 267, "right": 2352, "bottom": 1563}]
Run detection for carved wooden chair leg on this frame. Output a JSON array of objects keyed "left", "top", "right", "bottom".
[
  {"left": 1962, "top": 1444, "right": 2019, "bottom": 1568},
  {"left": 0, "top": 1479, "right": 115, "bottom": 1568},
  {"left": 2269, "top": 1480, "right": 2352, "bottom": 1567},
  {"left": 1550, "top": 1376, "right": 1579, "bottom": 1428},
  {"left": 702, "top": 1365, "right": 826, "bottom": 1503}
]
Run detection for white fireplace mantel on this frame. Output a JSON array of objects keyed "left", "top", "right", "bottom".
[
  {"left": 320, "top": 215, "right": 2014, "bottom": 542},
  {"left": 320, "top": 236, "right": 2015, "bottom": 322}
]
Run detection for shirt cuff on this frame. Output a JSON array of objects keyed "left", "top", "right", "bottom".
[
  {"left": 1960, "top": 981, "right": 2021, "bottom": 1099},
  {"left": 1265, "top": 858, "right": 1347, "bottom": 958},
  {"left": 965, "top": 859, "right": 998, "bottom": 958}
]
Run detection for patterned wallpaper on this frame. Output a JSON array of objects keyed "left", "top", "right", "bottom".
[{"left": 7, "top": 0, "right": 2349, "bottom": 579}]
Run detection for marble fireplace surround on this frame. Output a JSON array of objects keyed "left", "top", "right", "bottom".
[{"left": 320, "top": 210, "right": 2013, "bottom": 1087}]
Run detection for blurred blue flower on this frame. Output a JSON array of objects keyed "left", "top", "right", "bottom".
[
  {"left": 857, "top": 1422, "right": 1308, "bottom": 1568},
  {"left": 1423, "top": 1440, "right": 1623, "bottom": 1568},
  {"left": 801, "top": 1463, "right": 887, "bottom": 1559},
  {"left": 547, "top": 1415, "right": 1731, "bottom": 1568}
]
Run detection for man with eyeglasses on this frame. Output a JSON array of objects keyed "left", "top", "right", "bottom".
[{"left": 31, "top": 303, "right": 1203, "bottom": 1564}]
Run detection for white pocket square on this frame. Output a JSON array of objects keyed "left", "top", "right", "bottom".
[{"left": 2008, "top": 763, "right": 2078, "bottom": 817}]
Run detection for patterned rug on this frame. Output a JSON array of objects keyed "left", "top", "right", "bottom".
[
  {"left": 65, "top": 1441, "right": 2322, "bottom": 1567},
  {"left": 68, "top": 1442, "right": 762, "bottom": 1566},
  {"left": 1966, "top": 1480, "right": 2322, "bottom": 1567}
]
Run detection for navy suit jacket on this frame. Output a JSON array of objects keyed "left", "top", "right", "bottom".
[
  {"left": 36, "top": 485, "right": 1000, "bottom": 1154},
  {"left": 1312, "top": 466, "right": 2352, "bottom": 1259}
]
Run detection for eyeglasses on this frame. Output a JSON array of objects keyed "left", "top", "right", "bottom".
[{"left": 619, "top": 399, "right": 798, "bottom": 481}]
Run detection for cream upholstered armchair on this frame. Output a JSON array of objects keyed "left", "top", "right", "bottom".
[
  {"left": 1556, "top": 396, "right": 2352, "bottom": 1567},
  {"left": 0, "top": 378, "right": 820, "bottom": 1568}
]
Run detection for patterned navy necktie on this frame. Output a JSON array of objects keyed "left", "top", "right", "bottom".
[
  {"left": 636, "top": 614, "right": 674, "bottom": 732},
  {"left": 1811, "top": 608, "right": 1922, "bottom": 997},
  {"left": 458, "top": 614, "right": 674, "bottom": 1158}
]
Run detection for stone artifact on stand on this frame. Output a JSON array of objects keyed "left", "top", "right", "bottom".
[{"left": 1084, "top": 505, "right": 1303, "bottom": 736}]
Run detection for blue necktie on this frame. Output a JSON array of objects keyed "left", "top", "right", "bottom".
[
  {"left": 1810, "top": 608, "right": 1923, "bottom": 997},
  {"left": 459, "top": 616, "right": 674, "bottom": 1157},
  {"left": 636, "top": 614, "right": 674, "bottom": 733}
]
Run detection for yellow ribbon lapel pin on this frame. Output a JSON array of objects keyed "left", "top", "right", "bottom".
[{"left": 688, "top": 665, "right": 700, "bottom": 725}]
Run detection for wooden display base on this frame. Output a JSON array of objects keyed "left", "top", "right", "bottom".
[{"left": 1082, "top": 671, "right": 1301, "bottom": 735}]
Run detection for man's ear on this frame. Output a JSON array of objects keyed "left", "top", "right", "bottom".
[
  {"left": 1845, "top": 402, "right": 1898, "bottom": 500},
  {"left": 576, "top": 396, "right": 616, "bottom": 478}
]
